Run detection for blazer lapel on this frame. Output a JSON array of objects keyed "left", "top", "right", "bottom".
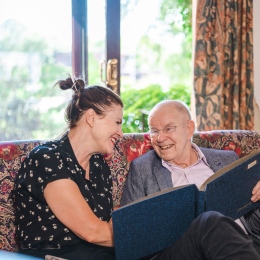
[
  {"left": 200, "top": 147, "right": 238, "bottom": 172},
  {"left": 153, "top": 156, "right": 172, "bottom": 191}
]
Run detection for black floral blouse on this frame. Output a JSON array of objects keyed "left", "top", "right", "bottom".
[{"left": 14, "top": 134, "right": 113, "bottom": 249}]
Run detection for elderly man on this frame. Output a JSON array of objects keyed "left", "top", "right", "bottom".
[{"left": 121, "top": 100, "right": 260, "bottom": 260}]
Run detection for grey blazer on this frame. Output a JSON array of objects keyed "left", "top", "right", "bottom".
[{"left": 120, "top": 147, "right": 238, "bottom": 206}]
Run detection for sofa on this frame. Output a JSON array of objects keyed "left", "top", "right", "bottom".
[{"left": 1, "top": 130, "right": 260, "bottom": 253}]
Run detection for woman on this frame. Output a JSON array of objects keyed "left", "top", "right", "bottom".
[{"left": 14, "top": 76, "right": 123, "bottom": 259}]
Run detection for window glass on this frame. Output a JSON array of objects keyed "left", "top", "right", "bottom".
[
  {"left": 87, "top": 0, "right": 106, "bottom": 86},
  {"left": 0, "top": 0, "right": 72, "bottom": 140}
]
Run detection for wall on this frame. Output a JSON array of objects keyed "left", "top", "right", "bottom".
[{"left": 254, "top": 0, "right": 260, "bottom": 133}]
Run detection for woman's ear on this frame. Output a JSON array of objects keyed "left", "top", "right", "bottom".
[{"left": 85, "top": 108, "right": 96, "bottom": 127}]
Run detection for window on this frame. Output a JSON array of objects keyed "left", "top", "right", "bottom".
[
  {"left": 0, "top": 0, "right": 192, "bottom": 139},
  {"left": 0, "top": 0, "right": 72, "bottom": 140}
]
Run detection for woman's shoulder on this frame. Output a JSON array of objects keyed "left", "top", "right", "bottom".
[{"left": 27, "top": 139, "right": 64, "bottom": 161}]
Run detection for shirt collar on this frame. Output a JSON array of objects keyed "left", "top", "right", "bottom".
[{"left": 191, "top": 143, "right": 210, "bottom": 167}]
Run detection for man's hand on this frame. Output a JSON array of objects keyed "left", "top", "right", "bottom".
[{"left": 251, "top": 181, "right": 260, "bottom": 202}]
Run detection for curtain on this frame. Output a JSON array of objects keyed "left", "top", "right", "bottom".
[{"left": 193, "top": 0, "right": 254, "bottom": 131}]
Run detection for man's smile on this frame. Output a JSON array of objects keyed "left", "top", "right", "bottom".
[{"left": 158, "top": 144, "right": 174, "bottom": 150}]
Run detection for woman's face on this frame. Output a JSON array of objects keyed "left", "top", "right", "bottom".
[{"left": 92, "top": 104, "right": 123, "bottom": 155}]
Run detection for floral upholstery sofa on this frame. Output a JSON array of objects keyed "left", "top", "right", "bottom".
[{"left": 1, "top": 130, "right": 260, "bottom": 253}]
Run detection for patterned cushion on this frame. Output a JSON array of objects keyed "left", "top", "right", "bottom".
[
  {"left": 0, "top": 130, "right": 260, "bottom": 252},
  {"left": 193, "top": 130, "right": 260, "bottom": 157}
]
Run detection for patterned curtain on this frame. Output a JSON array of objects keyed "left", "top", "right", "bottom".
[{"left": 194, "top": 0, "right": 254, "bottom": 131}]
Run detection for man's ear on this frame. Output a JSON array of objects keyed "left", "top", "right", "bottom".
[
  {"left": 187, "top": 120, "right": 195, "bottom": 140},
  {"left": 85, "top": 108, "right": 96, "bottom": 127}
]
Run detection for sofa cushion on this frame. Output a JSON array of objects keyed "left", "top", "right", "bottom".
[{"left": 193, "top": 130, "right": 260, "bottom": 157}]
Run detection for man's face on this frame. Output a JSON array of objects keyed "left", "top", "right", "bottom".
[{"left": 148, "top": 105, "right": 193, "bottom": 165}]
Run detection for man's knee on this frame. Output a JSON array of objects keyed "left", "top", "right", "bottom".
[
  {"left": 192, "top": 211, "right": 247, "bottom": 239},
  {"left": 191, "top": 211, "right": 236, "bottom": 234},
  {"left": 194, "top": 211, "right": 225, "bottom": 225}
]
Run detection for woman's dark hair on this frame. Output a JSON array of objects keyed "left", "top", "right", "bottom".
[{"left": 55, "top": 76, "right": 123, "bottom": 129}]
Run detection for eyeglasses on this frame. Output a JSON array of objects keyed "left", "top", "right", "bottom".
[{"left": 149, "top": 120, "right": 189, "bottom": 137}]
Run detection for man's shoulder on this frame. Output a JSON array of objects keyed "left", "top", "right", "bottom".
[
  {"left": 131, "top": 149, "right": 158, "bottom": 163},
  {"left": 200, "top": 147, "right": 238, "bottom": 157}
]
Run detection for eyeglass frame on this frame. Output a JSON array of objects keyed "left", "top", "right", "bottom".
[{"left": 148, "top": 120, "right": 190, "bottom": 137}]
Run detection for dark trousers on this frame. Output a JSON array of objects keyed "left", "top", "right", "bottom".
[{"left": 154, "top": 211, "right": 260, "bottom": 260}]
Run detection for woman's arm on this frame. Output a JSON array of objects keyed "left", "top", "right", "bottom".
[{"left": 44, "top": 179, "right": 113, "bottom": 247}]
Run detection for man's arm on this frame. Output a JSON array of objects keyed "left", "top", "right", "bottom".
[{"left": 120, "top": 160, "right": 146, "bottom": 206}]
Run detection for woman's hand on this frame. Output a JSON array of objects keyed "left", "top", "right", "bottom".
[
  {"left": 109, "top": 218, "right": 114, "bottom": 243},
  {"left": 109, "top": 218, "right": 113, "bottom": 228}
]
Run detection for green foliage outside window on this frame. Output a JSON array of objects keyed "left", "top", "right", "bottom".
[{"left": 121, "top": 83, "right": 191, "bottom": 133}]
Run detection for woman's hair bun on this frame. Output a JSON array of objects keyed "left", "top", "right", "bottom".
[{"left": 72, "top": 78, "right": 85, "bottom": 93}]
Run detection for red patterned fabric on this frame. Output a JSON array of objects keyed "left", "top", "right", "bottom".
[
  {"left": 0, "top": 130, "right": 260, "bottom": 252},
  {"left": 193, "top": 130, "right": 260, "bottom": 158},
  {"left": 0, "top": 141, "right": 41, "bottom": 252}
]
